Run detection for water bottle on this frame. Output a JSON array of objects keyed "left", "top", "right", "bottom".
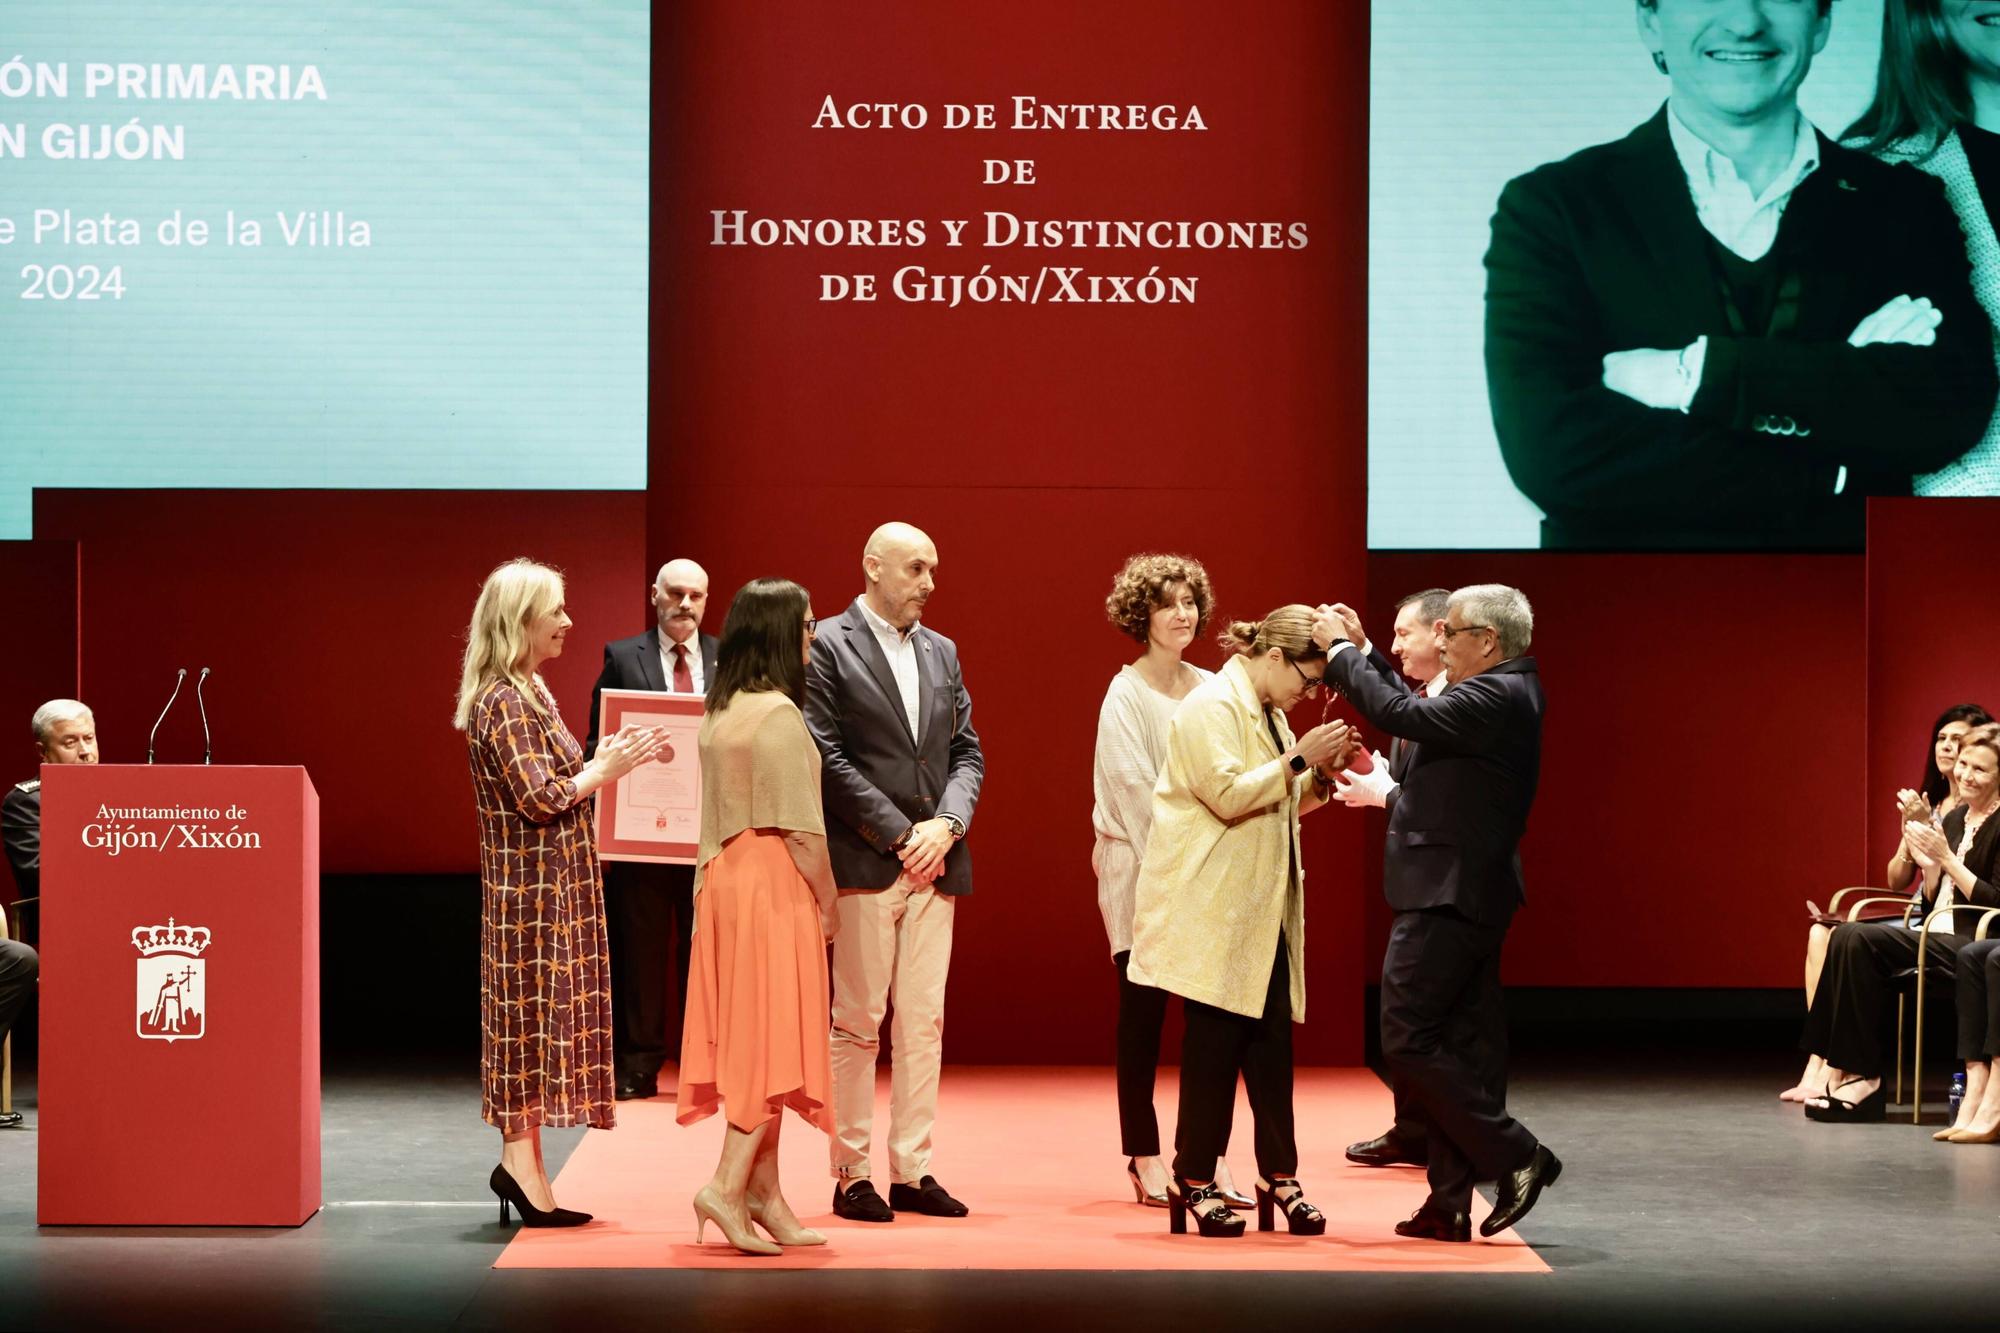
[{"left": 1950, "top": 1070, "right": 1968, "bottom": 1118}]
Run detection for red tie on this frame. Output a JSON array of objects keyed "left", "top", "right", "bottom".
[{"left": 671, "top": 642, "right": 694, "bottom": 694}]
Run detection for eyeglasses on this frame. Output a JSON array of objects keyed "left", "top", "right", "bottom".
[
  {"left": 1441, "top": 623, "right": 1493, "bottom": 641},
  {"left": 805, "top": 617, "right": 819, "bottom": 634},
  {"left": 1290, "top": 660, "right": 1326, "bottom": 695}
]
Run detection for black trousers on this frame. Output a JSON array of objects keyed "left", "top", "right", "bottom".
[
  {"left": 1387, "top": 1078, "right": 1430, "bottom": 1146},
  {"left": 1380, "top": 908, "right": 1531, "bottom": 1214},
  {"left": 1800, "top": 920, "right": 1958, "bottom": 1078},
  {"left": 1172, "top": 939, "right": 1295, "bottom": 1183},
  {"left": 604, "top": 860, "right": 695, "bottom": 1079},
  {"left": 1954, "top": 938, "right": 2000, "bottom": 1062},
  {"left": 0, "top": 938, "right": 36, "bottom": 1045},
  {"left": 1113, "top": 950, "right": 1170, "bottom": 1157}
]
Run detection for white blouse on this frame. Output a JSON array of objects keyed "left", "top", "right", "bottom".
[{"left": 1091, "top": 661, "right": 1211, "bottom": 957}]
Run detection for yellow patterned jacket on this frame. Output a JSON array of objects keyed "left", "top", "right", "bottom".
[{"left": 1127, "top": 654, "right": 1321, "bottom": 1022}]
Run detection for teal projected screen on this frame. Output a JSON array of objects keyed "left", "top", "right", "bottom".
[
  {"left": 1369, "top": 0, "right": 1899, "bottom": 551},
  {"left": 0, "top": 1, "right": 649, "bottom": 539}
]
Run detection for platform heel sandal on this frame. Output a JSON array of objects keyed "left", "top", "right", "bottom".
[
  {"left": 1168, "top": 1177, "right": 1247, "bottom": 1238},
  {"left": 1254, "top": 1176, "right": 1327, "bottom": 1236}
]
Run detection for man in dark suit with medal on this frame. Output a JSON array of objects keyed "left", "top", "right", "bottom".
[
  {"left": 585, "top": 559, "right": 720, "bottom": 1101},
  {"left": 1486, "top": 0, "right": 1994, "bottom": 551},
  {"left": 1319, "top": 587, "right": 1551, "bottom": 1242}
]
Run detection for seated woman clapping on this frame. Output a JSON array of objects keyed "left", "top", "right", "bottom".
[
  {"left": 1800, "top": 724, "right": 2000, "bottom": 1121},
  {"left": 1783, "top": 703, "right": 1990, "bottom": 1101}
]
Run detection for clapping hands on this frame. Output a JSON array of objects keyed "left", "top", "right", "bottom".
[
  {"left": 1905, "top": 819, "right": 1950, "bottom": 869},
  {"left": 597, "top": 723, "right": 672, "bottom": 779}
]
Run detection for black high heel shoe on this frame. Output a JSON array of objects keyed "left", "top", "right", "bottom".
[
  {"left": 490, "top": 1164, "right": 592, "bottom": 1228},
  {"left": 1254, "top": 1177, "right": 1326, "bottom": 1236},
  {"left": 1168, "top": 1177, "right": 1246, "bottom": 1238},
  {"left": 1803, "top": 1078, "right": 1886, "bottom": 1124}
]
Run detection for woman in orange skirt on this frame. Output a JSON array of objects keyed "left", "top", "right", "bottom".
[{"left": 677, "top": 577, "right": 839, "bottom": 1256}]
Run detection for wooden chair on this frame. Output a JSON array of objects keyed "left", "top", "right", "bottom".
[
  {"left": 1, "top": 895, "right": 36, "bottom": 1121},
  {"left": 1818, "top": 889, "right": 1955, "bottom": 1123}
]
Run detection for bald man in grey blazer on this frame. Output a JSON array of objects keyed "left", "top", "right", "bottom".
[{"left": 805, "top": 522, "right": 984, "bottom": 1223}]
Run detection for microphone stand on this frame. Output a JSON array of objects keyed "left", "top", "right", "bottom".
[
  {"left": 148, "top": 668, "right": 187, "bottom": 765},
  {"left": 195, "top": 667, "right": 212, "bottom": 765}
]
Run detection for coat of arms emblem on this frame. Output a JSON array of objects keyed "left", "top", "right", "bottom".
[{"left": 132, "top": 917, "right": 209, "bottom": 1042}]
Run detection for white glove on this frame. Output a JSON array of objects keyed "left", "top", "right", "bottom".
[{"left": 1333, "top": 752, "right": 1395, "bottom": 808}]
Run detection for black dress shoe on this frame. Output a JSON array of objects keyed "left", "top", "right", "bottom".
[
  {"left": 0, "top": 1111, "right": 21, "bottom": 1129},
  {"left": 1394, "top": 1203, "right": 1471, "bottom": 1242},
  {"left": 1345, "top": 1129, "right": 1426, "bottom": 1167},
  {"left": 1480, "top": 1145, "right": 1561, "bottom": 1237},
  {"left": 614, "top": 1074, "right": 654, "bottom": 1101},
  {"left": 888, "top": 1175, "right": 970, "bottom": 1217},
  {"left": 832, "top": 1179, "right": 895, "bottom": 1223}
]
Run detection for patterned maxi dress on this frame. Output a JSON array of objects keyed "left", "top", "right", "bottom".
[{"left": 466, "top": 677, "right": 615, "bottom": 1133}]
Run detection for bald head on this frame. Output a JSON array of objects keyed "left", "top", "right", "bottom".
[
  {"left": 862, "top": 522, "right": 938, "bottom": 631},
  {"left": 651, "top": 557, "right": 710, "bottom": 643}
]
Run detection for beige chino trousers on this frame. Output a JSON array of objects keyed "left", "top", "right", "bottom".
[{"left": 828, "top": 871, "right": 955, "bottom": 1183}]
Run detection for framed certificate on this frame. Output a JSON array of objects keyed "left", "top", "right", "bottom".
[{"left": 594, "top": 688, "right": 704, "bottom": 864}]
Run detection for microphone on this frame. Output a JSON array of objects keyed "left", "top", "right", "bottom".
[
  {"left": 148, "top": 668, "right": 187, "bottom": 765},
  {"left": 195, "top": 667, "right": 213, "bottom": 765}
]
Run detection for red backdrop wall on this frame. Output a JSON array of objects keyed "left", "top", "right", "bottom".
[
  {"left": 653, "top": 0, "right": 1370, "bottom": 1063},
  {"left": 1367, "top": 552, "right": 1867, "bottom": 989},
  {"left": 33, "top": 490, "right": 646, "bottom": 875},
  {"left": 1866, "top": 499, "right": 2000, "bottom": 873}
]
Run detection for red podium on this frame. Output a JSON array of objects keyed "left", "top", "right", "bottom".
[{"left": 38, "top": 765, "right": 320, "bottom": 1225}]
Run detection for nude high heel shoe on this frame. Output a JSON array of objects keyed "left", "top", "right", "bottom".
[
  {"left": 746, "top": 1193, "right": 826, "bottom": 1246},
  {"left": 693, "top": 1185, "right": 782, "bottom": 1255}
]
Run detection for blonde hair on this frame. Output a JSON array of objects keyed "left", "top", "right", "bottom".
[
  {"left": 453, "top": 558, "right": 565, "bottom": 730},
  {"left": 1218, "top": 604, "right": 1325, "bottom": 661}
]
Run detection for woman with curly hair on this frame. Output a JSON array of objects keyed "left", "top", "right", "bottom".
[{"left": 1091, "top": 553, "right": 1252, "bottom": 1210}]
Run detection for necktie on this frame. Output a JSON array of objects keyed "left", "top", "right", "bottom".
[{"left": 671, "top": 642, "right": 694, "bottom": 694}]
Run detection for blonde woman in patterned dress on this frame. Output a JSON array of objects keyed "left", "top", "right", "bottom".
[{"left": 455, "top": 558, "right": 671, "bottom": 1227}]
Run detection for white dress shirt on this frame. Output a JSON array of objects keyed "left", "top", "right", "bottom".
[
  {"left": 854, "top": 595, "right": 922, "bottom": 740},
  {"left": 1667, "top": 103, "right": 1821, "bottom": 262},
  {"left": 657, "top": 628, "right": 705, "bottom": 695}
]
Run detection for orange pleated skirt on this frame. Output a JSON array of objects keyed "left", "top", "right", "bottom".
[{"left": 675, "top": 829, "right": 835, "bottom": 1134}]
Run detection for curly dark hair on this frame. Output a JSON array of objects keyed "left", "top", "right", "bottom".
[{"left": 1104, "top": 553, "right": 1214, "bottom": 645}]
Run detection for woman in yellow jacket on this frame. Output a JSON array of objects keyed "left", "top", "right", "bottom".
[{"left": 1129, "top": 605, "right": 1352, "bottom": 1238}]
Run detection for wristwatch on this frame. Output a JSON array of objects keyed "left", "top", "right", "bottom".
[
  {"left": 942, "top": 813, "right": 966, "bottom": 840},
  {"left": 1288, "top": 753, "right": 1309, "bottom": 775}
]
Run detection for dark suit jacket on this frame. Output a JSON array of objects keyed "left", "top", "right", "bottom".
[
  {"left": 2, "top": 780, "right": 39, "bottom": 899},
  {"left": 1359, "top": 647, "right": 1417, "bottom": 817},
  {"left": 1329, "top": 650, "right": 1544, "bottom": 929},
  {"left": 584, "top": 629, "right": 720, "bottom": 758},
  {"left": 804, "top": 600, "right": 984, "bottom": 894},
  {"left": 1927, "top": 803, "right": 2000, "bottom": 939},
  {"left": 1486, "top": 107, "right": 1996, "bottom": 551}
]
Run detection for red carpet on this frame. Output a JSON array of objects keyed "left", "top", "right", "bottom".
[{"left": 494, "top": 1067, "right": 1549, "bottom": 1272}]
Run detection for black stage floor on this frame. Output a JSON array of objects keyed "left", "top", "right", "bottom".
[{"left": 1, "top": 1045, "right": 1996, "bottom": 1331}]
